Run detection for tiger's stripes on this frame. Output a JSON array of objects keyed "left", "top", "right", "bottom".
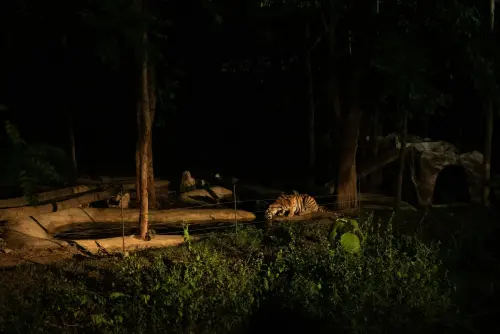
[{"left": 265, "top": 191, "right": 329, "bottom": 220}]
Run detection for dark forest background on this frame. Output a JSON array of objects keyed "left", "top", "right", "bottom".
[{"left": 0, "top": 0, "right": 498, "bottom": 189}]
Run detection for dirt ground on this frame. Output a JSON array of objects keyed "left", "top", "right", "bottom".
[
  {"left": 0, "top": 222, "right": 84, "bottom": 268},
  {"left": 0, "top": 248, "right": 80, "bottom": 268}
]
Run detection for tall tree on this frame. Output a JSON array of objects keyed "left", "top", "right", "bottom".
[
  {"left": 334, "top": 0, "right": 375, "bottom": 210},
  {"left": 135, "top": 0, "right": 157, "bottom": 240},
  {"left": 394, "top": 107, "right": 408, "bottom": 211},
  {"left": 483, "top": 0, "right": 495, "bottom": 207},
  {"left": 147, "top": 65, "right": 157, "bottom": 210},
  {"left": 305, "top": 22, "right": 316, "bottom": 174}
]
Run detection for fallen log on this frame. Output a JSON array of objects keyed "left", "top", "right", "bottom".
[
  {"left": 270, "top": 211, "right": 348, "bottom": 222},
  {"left": 358, "top": 194, "right": 417, "bottom": 211},
  {"left": 0, "top": 190, "right": 115, "bottom": 221},
  {"left": 76, "top": 176, "right": 136, "bottom": 185},
  {"left": 33, "top": 208, "right": 256, "bottom": 235},
  {"left": 0, "top": 184, "right": 100, "bottom": 209},
  {"left": 3, "top": 217, "right": 70, "bottom": 250},
  {"left": 179, "top": 186, "right": 233, "bottom": 206},
  {"left": 74, "top": 235, "right": 189, "bottom": 255},
  {"left": 0, "top": 181, "right": 172, "bottom": 220},
  {"left": 123, "top": 180, "right": 170, "bottom": 192},
  {"left": 77, "top": 177, "right": 169, "bottom": 187},
  {"left": 3, "top": 208, "right": 255, "bottom": 249}
]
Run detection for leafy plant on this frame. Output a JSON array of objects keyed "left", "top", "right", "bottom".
[
  {"left": 4, "top": 121, "right": 68, "bottom": 204},
  {"left": 329, "top": 217, "right": 366, "bottom": 253},
  {"left": 0, "top": 215, "right": 459, "bottom": 333}
]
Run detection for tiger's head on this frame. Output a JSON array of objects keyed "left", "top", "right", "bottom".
[
  {"left": 265, "top": 197, "right": 292, "bottom": 220},
  {"left": 265, "top": 203, "right": 282, "bottom": 220}
]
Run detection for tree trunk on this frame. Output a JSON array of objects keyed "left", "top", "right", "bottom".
[
  {"left": 135, "top": 102, "right": 142, "bottom": 207},
  {"left": 369, "top": 107, "right": 382, "bottom": 190},
  {"left": 483, "top": 98, "right": 493, "bottom": 207},
  {"left": 305, "top": 23, "right": 316, "bottom": 174},
  {"left": 68, "top": 109, "right": 78, "bottom": 184},
  {"left": 483, "top": 0, "right": 495, "bottom": 207},
  {"left": 327, "top": 19, "right": 342, "bottom": 180},
  {"left": 336, "top": 68, "right": 362, "bottom": 211},
  {"left": 395, "top": 108, "right": 408, "bottom": 211},
  {"left": 147, "top": 65, "right": 157, "bottom": 209},
  {"left": 139, "top": 30, "right": 151, "bottom": 240}
]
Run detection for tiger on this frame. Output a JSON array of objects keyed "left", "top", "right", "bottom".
[
  {"left": 180, "top": 170, "right": 197, "bottom": 193},
  {"left": 265, "top": 191, "right": 329, "bottom": 220}
]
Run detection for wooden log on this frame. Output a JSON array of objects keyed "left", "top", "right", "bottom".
[
  {"left": 74, "top": 235, "right": 189, "bottom": 255},
  {"left": 3, "top": 216, "right": 70, "bottom": 250},
  {"left": 76, "top": 177, "right": 169, "bottom": 187},
  {"left": 179, "top": 186, "right": 233, "bottom": 206},
  {"left": 0, "top": 190, "right": 115, "bottom": 221},
  {"left": 76, "top": 176, "right": 137, "bottom": 185},
  {"left": 270, "top": 211, "right": 340, "bottom": 222},
  {"left": 32, "top": 208, "right": 256, "bottom": 234},
  {"left": 0, "top": 185, "right": 100, "bottom": 209},
  {"left": 123, "top": 180, "right": 170, "bottom": 192},
  {"left": 3, "top": 208, "right": 254, "bottom": 249}
]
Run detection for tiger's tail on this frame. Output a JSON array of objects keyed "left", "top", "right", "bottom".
[{"left": 318, "top": 205, "right": 329, "bottom": 212}]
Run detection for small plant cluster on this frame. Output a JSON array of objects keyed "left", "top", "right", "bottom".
[{"left": 0, "top": 215, "right": 457, "bottom": 333}]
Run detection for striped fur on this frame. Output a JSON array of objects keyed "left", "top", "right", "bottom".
[{"left": 265, "top": 191, "right": 328, "bottom": 220}]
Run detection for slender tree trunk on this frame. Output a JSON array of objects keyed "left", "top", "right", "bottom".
[
  {"left": 327, "top": 19, "right": 342, "bottom": 180},
  {"left": 395, "top": 107, "right": 408, "bottom": 211},
  {"left": 139, "top": 30, "right": 151, "bottom": 240},
  {"left": 68, "top": 109, "right": 78, "bottom": 184},
  {"left": 147, "top": 65, "right": 157, "bottom": 209},
  {"left": 136, "top": 102, "right": 142, "bottom": 207},
  {"left": 483, "top": 0, "right": 495, "bottom": 207},
  {"left": 305, "top": 23, "right": 316, "bottom": 175},
  {"left": 336, "top": 68, "right": 362, "bottom": 210},
  {"left": 483, "top": 99, "right": 493, "bottom": 207},
  {"left": 369, "top": 108, "right": 382, "bottom": 190}
]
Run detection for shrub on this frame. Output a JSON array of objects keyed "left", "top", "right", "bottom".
[
  {"left": 3, "top": 120, "right": 69, "bottom": 203},
  {"left": 260, "top": 214, "right": 457, "bottom": 333},
  {"left": 0, "top": 216, "right": 457, "bottom": 333}
]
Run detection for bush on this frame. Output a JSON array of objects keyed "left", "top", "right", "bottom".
[
  {"left": 0, "top": 215, "right": 457, "bottom": 333},
  {"left": 258, "top": 214, "right": 457, "bottom": 333}
]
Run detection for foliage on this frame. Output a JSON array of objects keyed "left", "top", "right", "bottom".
[
  {"left": 4, "top": 121, "right": 68, "bottom": 204},
  {"left": 329, "top": 217, "right": 366, "bottom": 253},
  {"left": 261, "top": 216, "right": 456, "bottom": 333},
  {"left": 0, "top": 214, "right": 458, "bottom": 333}
]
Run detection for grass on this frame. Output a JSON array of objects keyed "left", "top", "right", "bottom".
[{"left": 0, "top": 208, "right": 499, "bottom": 333}]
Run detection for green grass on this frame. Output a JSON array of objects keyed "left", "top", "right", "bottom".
[{"left": 0, "top": 209, "right": 498, "bottom": 333}]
